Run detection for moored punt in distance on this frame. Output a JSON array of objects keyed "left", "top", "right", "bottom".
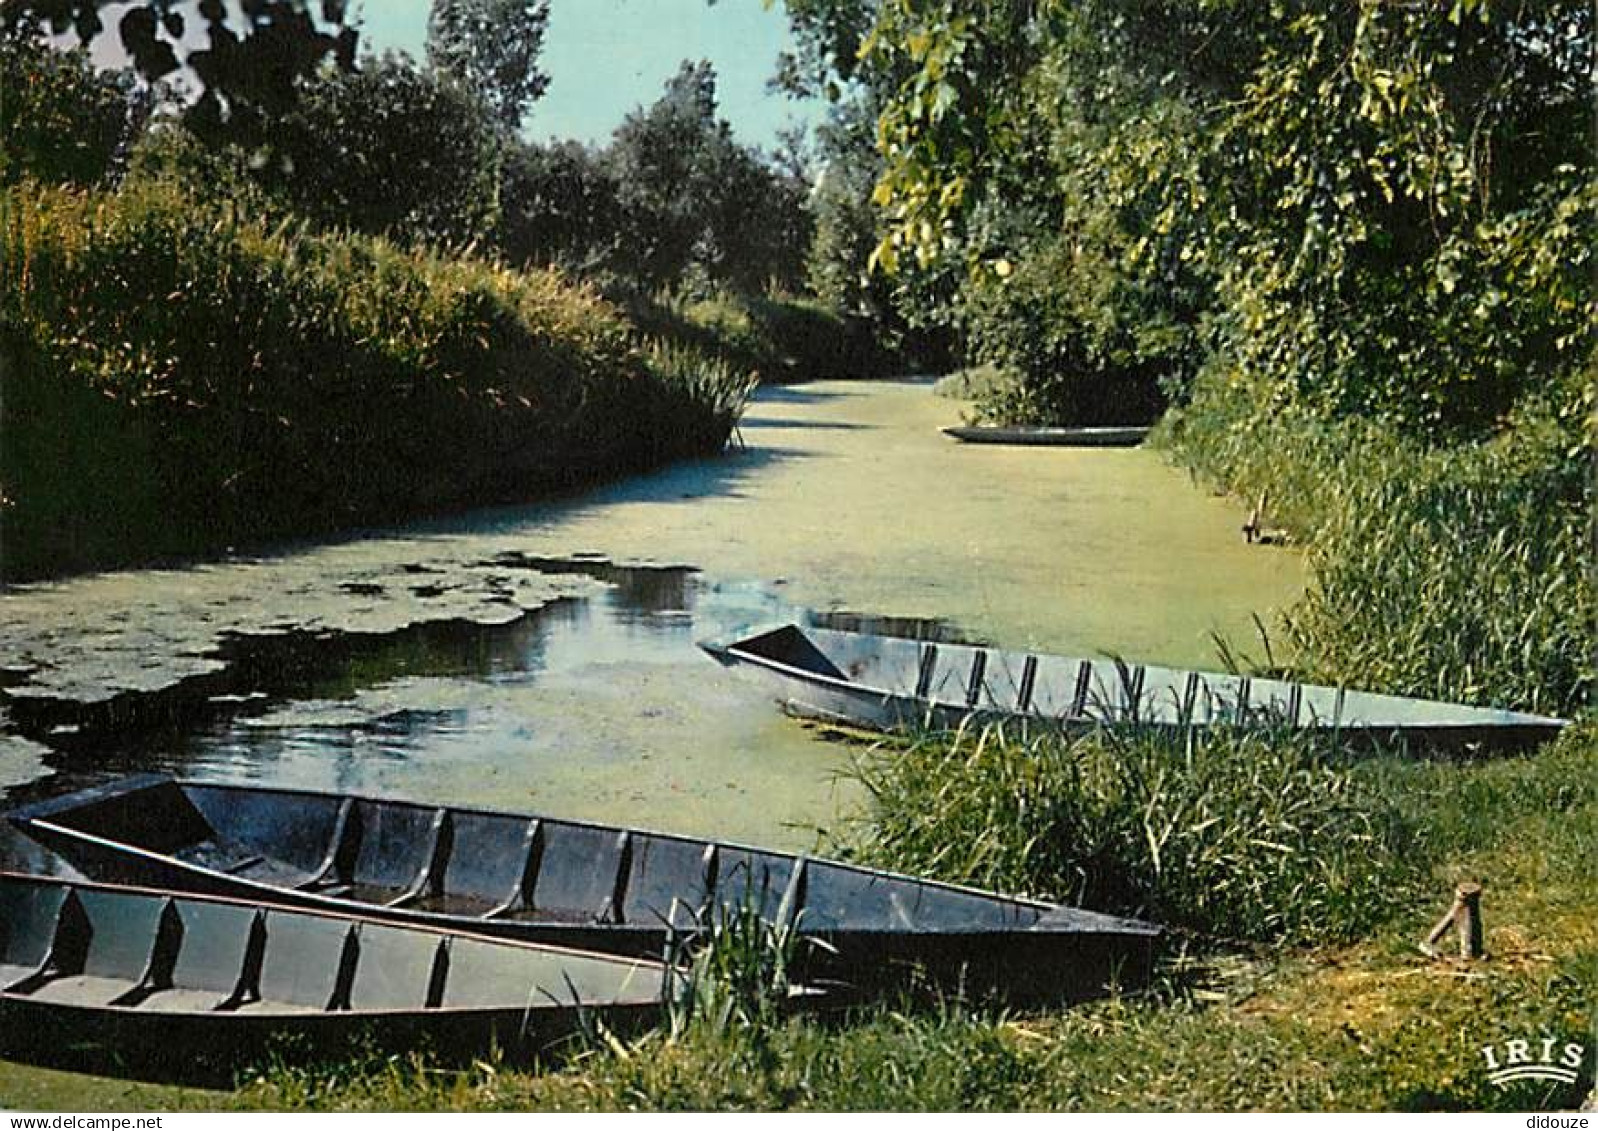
[
  {"left": 8, "top": 776, "right": 1160, "bottom": 1005},
  {"left": 700, "top": 623, "right": 1567, "bottom": 754},
  {"left": 0, "top": 871, "right": 667, "bottom": 1082},
  {"left": 942, "top": 425, "right": 1150, "bottom": 447}
]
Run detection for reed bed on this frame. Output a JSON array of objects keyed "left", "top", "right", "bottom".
[
  {"left": 838, "top": 721, "right": 1415, "bottom": 946},
  {"left": 0, "top": 177, "right": 757, "bottom": 580},
  {"left": 1160, "top": 393, "right": 1591, "bottom": 718}
]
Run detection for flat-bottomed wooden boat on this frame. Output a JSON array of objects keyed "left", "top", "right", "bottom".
[
  {"left": 701, "top": 623, "right": 1566, "bottom": 753},
  {"left": 943, "top": 425, "right": 1149, "bottom": 446},
  {"left": 0, "top": 871, "right": 666, "bottom": 1081},
  {"left": 8, "top": 776, "right": 1160, "bottom": 1004}
]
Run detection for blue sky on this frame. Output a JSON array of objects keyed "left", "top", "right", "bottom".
[{"left": 355, "top": 0, "right": 823, "bottom": 150}]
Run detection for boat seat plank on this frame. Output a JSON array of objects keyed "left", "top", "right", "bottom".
[
  {"left": 1016, "top": 654, "right": 1039, "bottom": 713},
  {"left": 176, "top": 843, "right": 312, "bottom": 889},
  {"left": 408, "top": 892, "right": 501, "bottom": 919},
  {"left": 913, "top": 644, "right": 938, "bottom": 699},
  {"left": 385, "top": 809, "right": 454, "bottom": 910}
]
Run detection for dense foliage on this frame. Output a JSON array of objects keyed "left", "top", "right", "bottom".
[
  {"left": 0, "top": 174, "right": 753, "bottom": 579},
  {"left": 845, "top": 723, "right": 1411, "bottom": 946},
  {"left": 0, "top": 4, "right": 866, "bottom": 578},
  {"left": 498, "top": 138, "right": 623, "bottom": 277},
  {"left": 799, "top": 0, "right": 1591, "bottom": 439},
  {"left": 606, "top": 61, "right": 811, "bottom": 295},
  {"left": 250, "top": 53, "right": 504, "bottom": 249},
  {"left": 1168, "top": 395, "right": 1592, "bottom": 716},
  {"left": 3, "top": 0, "right": 356, "bottom": 148},
  {"left": 632, "top": 288, "right": 900, "bottom": 383},
  {"left": 0, "top": 28, "right": 132, "bottom": 186},
  {"left": 781, "top": 0, "right": 1593, "bottom": 713}
]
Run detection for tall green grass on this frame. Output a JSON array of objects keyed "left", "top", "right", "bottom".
[
  {"left": 661, "top": 890, "right": 805, "bottom": 1039},
  {"left": 0, "top": 177, "right": 756, "bottom": 579},
  {"left": 206, "top": 724, "right": 1594, "bottom": 1113},
  {"left": 225, "top": 945, "right": 1594, "bottom": 1111},
  {"left": 1161, "top": 386, "right": 1591, "bottom": 716},
  {"left": 839, "top": 722, "right": 1416, "bottom": 946}
]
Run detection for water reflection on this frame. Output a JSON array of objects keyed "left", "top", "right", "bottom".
[
  {"left": 1, "top": 559, "right": 964, "bottom": 849},
  {"left": 489, "top": 552, "right": 697, "bottom": 623}
]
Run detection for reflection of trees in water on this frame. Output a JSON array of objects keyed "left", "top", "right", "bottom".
[
  {"left": 810, "top": 610, "right": 968, "bottom": 645},
  {"left": 1, "top": 555, "right": 979, "bottom": 824},
  {"left": 1, "top": 559, "right": 708, "bottom": 771},
  {"left": 488, "top": 553, "right": 697, "bottom": 620}
]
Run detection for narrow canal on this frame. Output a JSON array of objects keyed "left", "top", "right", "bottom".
[{"left": 0, "top": 378, "right": 1303, "bottom": 853}]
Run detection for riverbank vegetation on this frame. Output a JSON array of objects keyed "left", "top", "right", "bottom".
[
  {"left": 2, "top": 173, "right": 754, "bottom": 578},
  {"left": 781, "top": 0, "right": 1593, "bottom": 723},
  {"left": 0, "top": 0, "right": 1590, "bottom": 1114},
  {"left": 0, "top": 8, "right": 918, "bottom": 581},
  {"left": 14, "top": 718, "right": 1583, "bottom": 1112}
]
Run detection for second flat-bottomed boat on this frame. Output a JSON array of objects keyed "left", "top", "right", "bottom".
[
  {"left": 701, "top": 623, "right": 1566, "bottom": 753},
  {"left": 9, "top": 775, "right": 1159, "bottom": 1004}
]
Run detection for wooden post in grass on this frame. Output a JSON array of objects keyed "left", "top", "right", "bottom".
[{"left": 1422, "top": 882, "right": 1484, "bottom": 959}]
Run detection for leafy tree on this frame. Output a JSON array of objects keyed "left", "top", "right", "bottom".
[
  {"left": 608, "top": 60, "right": 808, "bottom": 294},
  {"left": 806, "top": 97, "right": 890, "bottom": 316},
  {"left": 2, "top": 0, "right": 357, "bottom": 148},
  {"left": 773, "top": 0, "right": 877, "bottom": 98},
  {"left": 499, "top": 138, "right": 624, "bottom": 275},
  {"left": 425, "top": 0, "right": 550, "bottom": 133},
  {"left": 607, "top": 60, "right": 726, "bottom": 289},
  {"left": 700, "top": 134, "right": 810, "bottom": 295},
  {"left": 800, "top": 0, "right": 1592, "bottom": 434},
  {"left": 255, "top": 52, "right": 501, "bottom": 248},
  {"left": 0, "top": 26, "right": 132, "bottom": 185}
]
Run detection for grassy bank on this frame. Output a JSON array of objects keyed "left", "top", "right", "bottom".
[
  {"left": 11, "top": 720, "right": 1583, "bottom": 1113},
  {"left": 1158, "top": 386, "right": 1591, "bottom": 718},
  {"left": 241, "top": 721, "right": 1598, "bottom": 1111},
  {"left": 0, "top": 177, "right": 755, "bottom": 581}
]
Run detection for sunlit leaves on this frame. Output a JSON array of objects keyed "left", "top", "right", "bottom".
[{"left": 845, "top": 0, "right": 1591, "bottom": 428}]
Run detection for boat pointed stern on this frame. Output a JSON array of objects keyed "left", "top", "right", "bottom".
[
  {"left": 6, "top": 773, "right": 178, "bottom": 829},
  {"left": 1033, "top": 904, "right": 1163, "bottom": 940}
]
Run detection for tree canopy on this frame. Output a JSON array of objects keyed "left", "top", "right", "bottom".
[
  {"left": 783, "top": 0, "right": 1594, "bottom": 435},
  {"left": 425, "top": 0, "right": 551, "bottom": 133},
  {"left": 606, "top": 60, "right": 809, "bottom": 293}
]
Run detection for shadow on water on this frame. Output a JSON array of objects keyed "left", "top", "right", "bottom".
[
  {"left": 421, "top": 445, "right": 805, "bottom": 539},
  {"left": 748, "top": 385, "right": 857, "bottom": 405},
  {"left": 488, "top": 551, "right": 697, "bottom": 622},
  {"left": 0, "top": 557, "right": 964, "bottom": 841},
  {"left": 738, "top": 417, "right": 872, "bottom": 431}
]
